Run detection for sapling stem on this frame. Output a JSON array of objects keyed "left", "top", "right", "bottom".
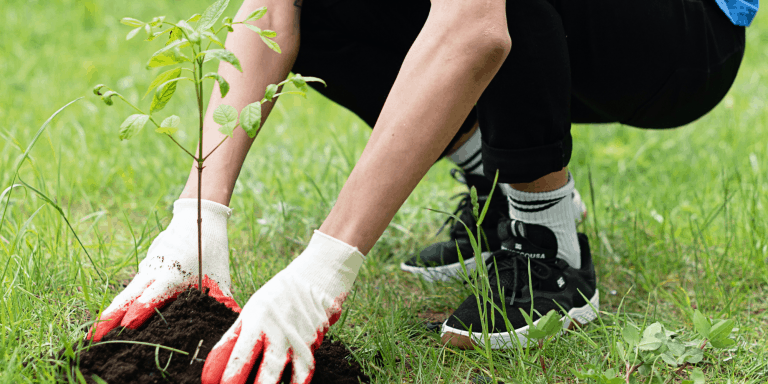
[{"left": 195, "top": 55, "right": 205, "bottom": 294}]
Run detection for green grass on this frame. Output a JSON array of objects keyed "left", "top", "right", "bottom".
[{"left": 1, "top": 0, "right": 767, "bottom": 382}]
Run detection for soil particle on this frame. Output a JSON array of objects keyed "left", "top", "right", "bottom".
[{"left": 71, "top": 289, "right": 369, "bottom": 384}]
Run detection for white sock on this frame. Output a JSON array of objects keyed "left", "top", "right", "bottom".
[
  {"left": 449, "top": 128, "right": 484, "bottom": 176},
  {"left": 499, "top": 174, "right": 581, "bottom": 269}
]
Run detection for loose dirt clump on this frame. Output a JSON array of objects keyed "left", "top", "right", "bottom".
[{"left": 70, "top": 289, "right": 369, "bottom": 384}]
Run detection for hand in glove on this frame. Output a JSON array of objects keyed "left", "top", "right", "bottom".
[
  {"left": 88, "top": 199, "right": 241, "bottom": 341},
  {"left": 202, "top": 230, "right": 364, "bottom": 384}
]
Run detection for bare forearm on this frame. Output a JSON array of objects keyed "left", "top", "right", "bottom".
[
  {"left": 180, "top": 0, "right": 300, "bottom": 205},
  {"left": 320, "top": 2, "right": 510, "bottom": 254}
]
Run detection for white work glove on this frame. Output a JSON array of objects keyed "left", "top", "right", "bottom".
[
  {"left": 201, "top": 230, "right": 364, "bottom": 384},
  {"left": 88, "top": 198, "right": 240, "bottom": 341}
]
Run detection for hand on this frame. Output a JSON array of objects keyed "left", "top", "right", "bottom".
[
  {"left": 87, "top": 198, "right": 240, "bottom": 341},
  {"left": 202, "top": 231, "right": 364, "bottom": 384}
]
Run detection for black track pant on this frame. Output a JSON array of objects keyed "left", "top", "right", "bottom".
[{"left": 293, "top": 0, "right": 745, "bottom": 183}]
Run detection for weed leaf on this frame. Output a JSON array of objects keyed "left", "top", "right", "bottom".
[
  {"left": 156, "top": 115, "right": 180, "bottom": 135},
  {"left": 119, "top": 114, "right": 150, "bottom": 140},
  {"left": 187, "top": 13, "right": 202, "bottom": 23},
  {"left": 213, "top": 104, "right": 238, "bottom": 136},
  {"left": 144, "top": 68, "right": 182, "bottom": 98},
  {"left": 245, "top": 6, "right": 267, "bottom": 21},
  {"left": 709, "top": 337, "right": 736, "bottom": 349},
  {"left": 708, "top": 319, "right": 734, "bottom": 342},
  {"left": 199, "top": 49, "right": 242, "bottom": 71},
  {"left": 638, "top": 322, "right": 665, "bottom": 351},
  {"left": 240, "top": 101, "right": 262, "bottom": 138},
  {"left": 197, "top": 0, "right": 230, "bottom": 32},
  {"left": 203, "top": 72, "right": 230, "bottom": 97},
  {"left": 150, "top": 80, "right": 178, "bottom": 113},
  {"left": 622, "top": 324, "right": 641, "bottom": 346},
  {"left": 692, "top": 310, "right": 711, "bottom": 339}
]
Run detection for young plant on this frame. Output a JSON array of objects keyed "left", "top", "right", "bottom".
[{"left": 91, "top": 0, "right": 323, "bottom": 293}]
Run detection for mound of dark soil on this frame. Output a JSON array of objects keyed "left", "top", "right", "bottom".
[{"left": 71, "top": 289, "right": 369, "bottom": 384}]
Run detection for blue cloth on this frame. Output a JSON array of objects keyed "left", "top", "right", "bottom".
[{"left": 715, "top": 0, "right": 759, "bottom": 26}]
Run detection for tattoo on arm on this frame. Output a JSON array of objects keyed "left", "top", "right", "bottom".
[{"left": 294, "top": 0, "right": 302, "bottom": 33}]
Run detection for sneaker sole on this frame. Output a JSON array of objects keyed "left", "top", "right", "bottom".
[
  {"left": 440, "top": 289, "right": 599, "bottom": 349},
  {"left": 399, "top": 251, "right": 493, "bottom": 283}
]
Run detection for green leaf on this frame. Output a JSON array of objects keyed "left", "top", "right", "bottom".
[
  {"left": 150, "top": 80, "right": 178, "bottom": 113},
  {"left": 197, "top": 0, "right": 230, "bottom": 32},
  {"left": 260, "top": 29, "right": 276, "bottom": 38},
  {"left": 692, "top": 310, "right": 711, "bottom": 339},
  {"left": 199, "top": 49, "right": 242, "bottom": 72},
  {"left": 126, "top": 27, "right": 141, "bottom": 40},
  {"left": 709, "top": 337, "right": 736, "bottom": 349},
  {"left": 260, "top": 35, "right": 281, "bottom": 53},
  {"left": 121, "top": 17, "right": 144, "bottom": 27},
  {"left": 708, "top": 319, "right": 734, "bottom": 342},
  {"left": 101, "top": 91, "right": 119, "bottom": 106},
  {"left": 244, "top": 6, "right": 267, "bottom": 21},
  {"left": 156, "top": 115, "right": 180, "bottom": 135},
  {"left": 119, "top": 114, "right": 150, "bottom": 140},
  {"left": 147, "top": 40, "right": 191, "bottom": 68},
  {"left": 244, "top": 24, "right": 261, "bottom": 34},
  {"left": 202, "top": 30, "right": 224, "bottom": 48},
  {"left": 264, "top": 84, "right": 278, "bottom": 101},
  {"left": 149, "top": 16, "right": 166, "bottom": 27},
  {"left": 536, "top": 309, "right": 563, "bottom": 338},
  {"left": 622, "top": 324, "right": 641, "bottom": 346},
  {"left": 690, "top": 368, "right": 705, "bottom": 384},
  {"left": 92, "top": 84, "right": 106, "bottom": 96},
  {"left": 91, "top": 375, "right": 109, "bottom": 384},
  {"left": 667, "top": 340, "right": 685, "bottom": 357},
  {"left": 187, "top": 14, "right": 202, "bottom": 23},
  {"left": 167, "top": 27, "right": 183, "bottom": 45},
  {"left": 660, "top": 351, "right": 678, "bottom": 367},
  {"left": 638, "top": 322, "right": 665, "bottom": 351},
  {"left": 146, "top": 28, "right": 172, "bottom": 42},
  {"left": 213, "top": 104, "right": 238, "bottom": 137},
  {"left": 240, "top": 101, "right": 262, "bottom": 138},
  {"left": 681, "top": 348, "right": 703, "bottom": 364},
  {"left": 518, "top": 308, "right": 536, "bottom": 328},
  {"left": 290, "top": 73, "right": 309, "bottom": 93},
  {"left": 299, "top": 76, "right": 327, "bottom": 87},
  {"left": 203, "top": 72, "right": 230, "bottom": 98},
  {"left": 145, "top": 68, "right": 182, "bottom": 99},
  {"left": 176, "top": 19, "right": 196, "bottom": 36}
]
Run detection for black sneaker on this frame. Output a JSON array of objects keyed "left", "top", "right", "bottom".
[
  {"left": 400, "top": 170, "right": 588, "bottom": 282},
  {"left": 400, "top": 170, "right": 509, "bottom": 282},
  {"left": 441, "top": 219, "right": 599, "bottom": 349}
]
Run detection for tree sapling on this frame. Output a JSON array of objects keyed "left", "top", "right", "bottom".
[{"left": 92, "top": 0, "right": 324, "bottom": 294}]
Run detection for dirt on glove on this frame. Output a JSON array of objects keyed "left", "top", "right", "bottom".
[{"left": 70, "top": 289, "right": 370, "bottom": 384}]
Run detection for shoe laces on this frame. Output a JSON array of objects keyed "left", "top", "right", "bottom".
[
  {"left": 435, "top": 169, "right": 479, "bottom": 238},
  {"left": 486, "top": 249, "right": 555, "bottom": 306}
]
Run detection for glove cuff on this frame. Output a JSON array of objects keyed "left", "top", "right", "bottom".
[
  {"left": 174, "top": 198, "right": 232, "bottom": 218},
  {"left": 295, "top": 230, "right": 365, "bottom": 293}
]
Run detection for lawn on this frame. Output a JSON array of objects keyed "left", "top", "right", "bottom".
[{"left": 1, "top": 0, "right": 766, "bottom": 383}]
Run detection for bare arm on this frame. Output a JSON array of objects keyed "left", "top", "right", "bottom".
[
  {"left": 319, "top": 0, "right": 511, "bottom": 254},
  {"left": 179, "top": 0, "right": 302, "bottom": 205}
]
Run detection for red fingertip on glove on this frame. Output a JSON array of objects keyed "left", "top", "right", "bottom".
[
  {"left": 203, "top": 275, "right": 242, "bottom": 313},
  {"left": 203, "top": 323, "right": 270, "bottom": 384},
  {"left": 87, "top": 308, "right": 127, "bottom": 342}
]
